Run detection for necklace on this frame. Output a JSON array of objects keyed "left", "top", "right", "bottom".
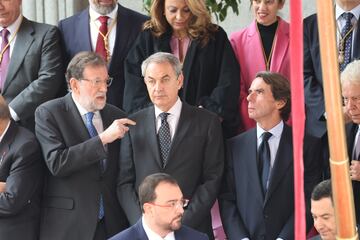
[
  {"left": 0, "top": 15, "right": 22, "bottom": 63},
  {"left": 256, "top": 22, "right": 278, "bottom": 71},
  {"left": 91, "top": 16, "right": 117, "bottom": 63},
  {"left": 337, "top": 21, "right": 357, "bottom": 64}
]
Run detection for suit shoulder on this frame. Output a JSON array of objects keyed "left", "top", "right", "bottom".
[
  {"left": 108, "top": 225, "right": 137, "bottom": 240},
  {"left": 227, "top": 129, "right": 254, "bottom": 146},
  {"left": 58, "top": 9, "right": 86, "bottom": 26},
  {"left": 304, "top": 13, "right": 318, "bottom": 26},
  {"left": 179, "top": 225, "right": 209, "bottom": 239},
  {"left": 37, "top": 97, "right": 64, "bottom": 112},
  {"left": 26, "top": 18, "right": 58, "bottom": 32},
  {"left": 119, "top": 4, "right": 149, "bottom": 22},
  {"left": 104, "top": 103, "right": 127, "bottom": 118}
]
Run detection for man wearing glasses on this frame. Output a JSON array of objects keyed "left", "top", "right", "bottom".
[
  {"left": 35, "top": 51, "right": 135, "bottom": 240},
  {"left": 110, "top": 173, "right": 208, "bottom": 240},
  {"left": 117, "top": 52, "right": 224, "bottom": 240}
]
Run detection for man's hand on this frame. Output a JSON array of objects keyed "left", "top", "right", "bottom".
[
  {"left": 99, "top": 118, "right": 136, "bottom": 145},
  {"left": 0, "top": 182, "right": 6, "bottom": 193},
  {"left": 350, "top": 160, "right": 360, "bottom": 181},
  {"left": 343, "top": 106, "right": 352, "bottom": 123}
]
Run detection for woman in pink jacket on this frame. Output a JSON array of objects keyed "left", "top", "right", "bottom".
[{"left": 231, "top": 0, "right": 290, "bottom": 131}]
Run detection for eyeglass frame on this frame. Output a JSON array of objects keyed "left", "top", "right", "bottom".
[
  {"left": 78, "top": 76, "right": 113, "bottom": 87},
  {"left": 147, "top": 198, "right": 189, "bottom": 210}
]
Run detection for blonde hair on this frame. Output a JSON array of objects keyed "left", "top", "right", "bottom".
[{"left": 143, "top": 0, "right": 218, "bottom": 46}]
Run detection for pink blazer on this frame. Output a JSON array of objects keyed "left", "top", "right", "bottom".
[{"left": 230, "top": 17, "right": 290, "bottom": 131}]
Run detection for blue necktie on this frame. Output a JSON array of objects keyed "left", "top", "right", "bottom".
[
  {"left": 258, "top": 132, "right": 272, "bottom": 194},
  {"left": 84, "top": 112, "right": 105, "bottom": 219},
  {"left": 340, "top": 12, "right": 354, "bottom": 72},
  {"left": 158, "top": 112, "right": 171, "bottom": 168}
]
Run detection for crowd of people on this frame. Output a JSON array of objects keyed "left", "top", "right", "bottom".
[{"left": 0, "top": 0, "right": 359, "bottom": 239}]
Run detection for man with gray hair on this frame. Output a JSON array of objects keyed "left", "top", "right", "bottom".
[
  {"left": 341, "top": 59, "right": 360, "bottom": 224},
  {"left": 117, "top": 52, "right": 224, "bottom": 239},
  {"left": 35, "top": 51, "right": 135, "bottom": 240},
  {"left": 58, "top": 0, "right": 147, "bottom": 109}
]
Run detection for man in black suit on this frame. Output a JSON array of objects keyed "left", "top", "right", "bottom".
[
  {"left": 58, "top": 0, "right": 148, "bottom": 109},
  {"left": 304, "top": 0, "right": 360, "bottom": 175},
  {"left": 340, "top": 59, "right": 360, "bottom": 223},
  {"left": 219, "top": 72, "right": 321, "bottom": 240},
  {"left": 35, "top": 52, "right": 136, "bottom": 240},
  {"left": 0, "top": 95, "right": 43, "bottom": 240},
  {"left": 110, "top": 173, "right": 209, "bottom": 240},
  {"left": 0, "top": 0, "right": 63, "bottom": 131},
  {"left": 117, "top": 52, "right": 224, "bottom": 240}
]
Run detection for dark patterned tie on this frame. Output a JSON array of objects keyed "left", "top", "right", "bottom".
[
  {"left": 0, "top": 28, "right": 9, "bottom": 91},
  {"left": 158, "top": 112, "right": 171, "bottom": 168},
  {"left": 258, "top": 132, "right": 272, "bottom": 194},
  {"left": 95, "top": 16, "right": 109, "bottom": 61},
  {"left": 84, "top": 112, "right": 105, "bottom": 219},
  {"left": 340, "top": 12, "right": 354, "bottom": 72}
]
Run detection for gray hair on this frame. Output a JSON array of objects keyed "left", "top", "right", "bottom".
[
  {"left": 341, "top": 59, "right": 360, "bottom": 86},
  {"left": 65, "top": 51, "right": 107, "bottom": 87},
  {"left": 141, "top": 52, "right": 182, "bottom": 78}
]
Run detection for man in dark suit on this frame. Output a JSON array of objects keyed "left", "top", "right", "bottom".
[
  {"left": 110, "top": 173, "right": 209, "bottom": 240},
  {"left": 35, "top": 52, "right": 136, "bottom": 240},
  {"left": 219, "top": 72, "right": 321, "bottom": 240},
  {"left": 310, "top": 180, "right": 337, "bottom": 240},
  {"left": 117, "top": 52, "right": 224, "bottom": 240},
  {"left": 0, "top": 0, "right": 63, "bottom": 131},
  {"left": 340, "top": 59, "right": 360, "bottom": 224},
  {"left": 0, "top": 95, "right": 43, "bottom": 240},
  {"left": 58, "top": 0, "right": 148, "bottom": 109},
  {"left": 304, "top": 0, "right": 360, "bottom": 175}
]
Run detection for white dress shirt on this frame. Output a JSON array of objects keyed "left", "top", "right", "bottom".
[
  {"left": 142, "top": 216, "right": 176, "bottom": 240},
  {"left": 154, "top": 98, "right": 182, "bottom": 140},
  {"left": 89, "top": 4, "right": 117, "bottom": 57}
]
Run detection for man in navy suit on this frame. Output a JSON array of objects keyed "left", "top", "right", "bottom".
[
  {"left": 304, "top": 0, "right": 360, "bottom": 176},
  {"left": 110, "top": 173, "right": 208, "bottom": 240},
  {"left": 219, "top": 72, "right": 321, "bottom": 240},
  {"left": 58, "top": 0, "right": 147, "bottom": 109}
]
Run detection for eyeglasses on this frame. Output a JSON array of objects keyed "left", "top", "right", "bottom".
[
  {"left": 79, "top": 77, "right": 113, "bottom": 87},
  {"left": 252, "top": 0, "right": 276, "bottom": 5},
  {"left": 148, "top": 199, "right": 189, "bottom": 210}
]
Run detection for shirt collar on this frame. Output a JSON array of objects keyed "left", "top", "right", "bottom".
[
  {"left": 142, "top": 216, "right": 175, "bottom": 240},
  {"left": 0, "top": 14, "right": 23, "bottom": 34},
  {"left": 256, "top": 120, "right": 284, "bottom": 141},
  {"left": 89, "top": 4, "right": 118, "bottom": 21},
  {"left": 71, "top": 93, "right": 100, "bottom": 118},
  {"left": 155, "top": 98, "right": 182, "bottom": 119},
  {"left": 336, "top": 3, "right": 360, "bottom": 21}
]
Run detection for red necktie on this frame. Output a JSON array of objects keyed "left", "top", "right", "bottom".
[
  {"left": 0, "top": 28, "right": 10, "bottom": 91},
  {"left": 95, "top": 16, "right": 109, "bottom": 61}
]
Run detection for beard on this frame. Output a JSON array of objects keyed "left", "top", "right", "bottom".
[{"left": 89, "top": 1, "right": 117, "bottom": 15}]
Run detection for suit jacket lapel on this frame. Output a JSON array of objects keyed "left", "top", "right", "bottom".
[
  {"left": 167, "top": 103, "right": 191, "bottom": 164},
  {"left": 77, "top": 9, "right": 92, "bottom": 51},
  {"left": 109, "top": 4, "right": 131, "bottom": 73},
  {"left": 64, "top": 94, "right": 91, "bottom": 141},
  {"left": 270, "top": 18, "right": 289, "bottom": 73},
  {"left": 143, "top": 106, "right": 163, "bottom": 168},
  {"left": 247, "top": 21, "right": 266, "bottom": 71},
  {"left": 246, "top": 129, "right": 266, "bottom": 204},
  {"left": 3, "top": 18, "right": 34, "bottom": 93},
  {"left": 346, "top": 123, "right": 358, "bottom": 158},
  {"left": 265, "top": 125, "right": 292, "bottom": 202}
]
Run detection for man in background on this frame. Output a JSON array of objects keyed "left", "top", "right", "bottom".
[
  {"left": 0, "top": 0, "right": 63, "bottom": 131},
  {"left": 58, "top": 0, "right": 148, "bottom": 109}
]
